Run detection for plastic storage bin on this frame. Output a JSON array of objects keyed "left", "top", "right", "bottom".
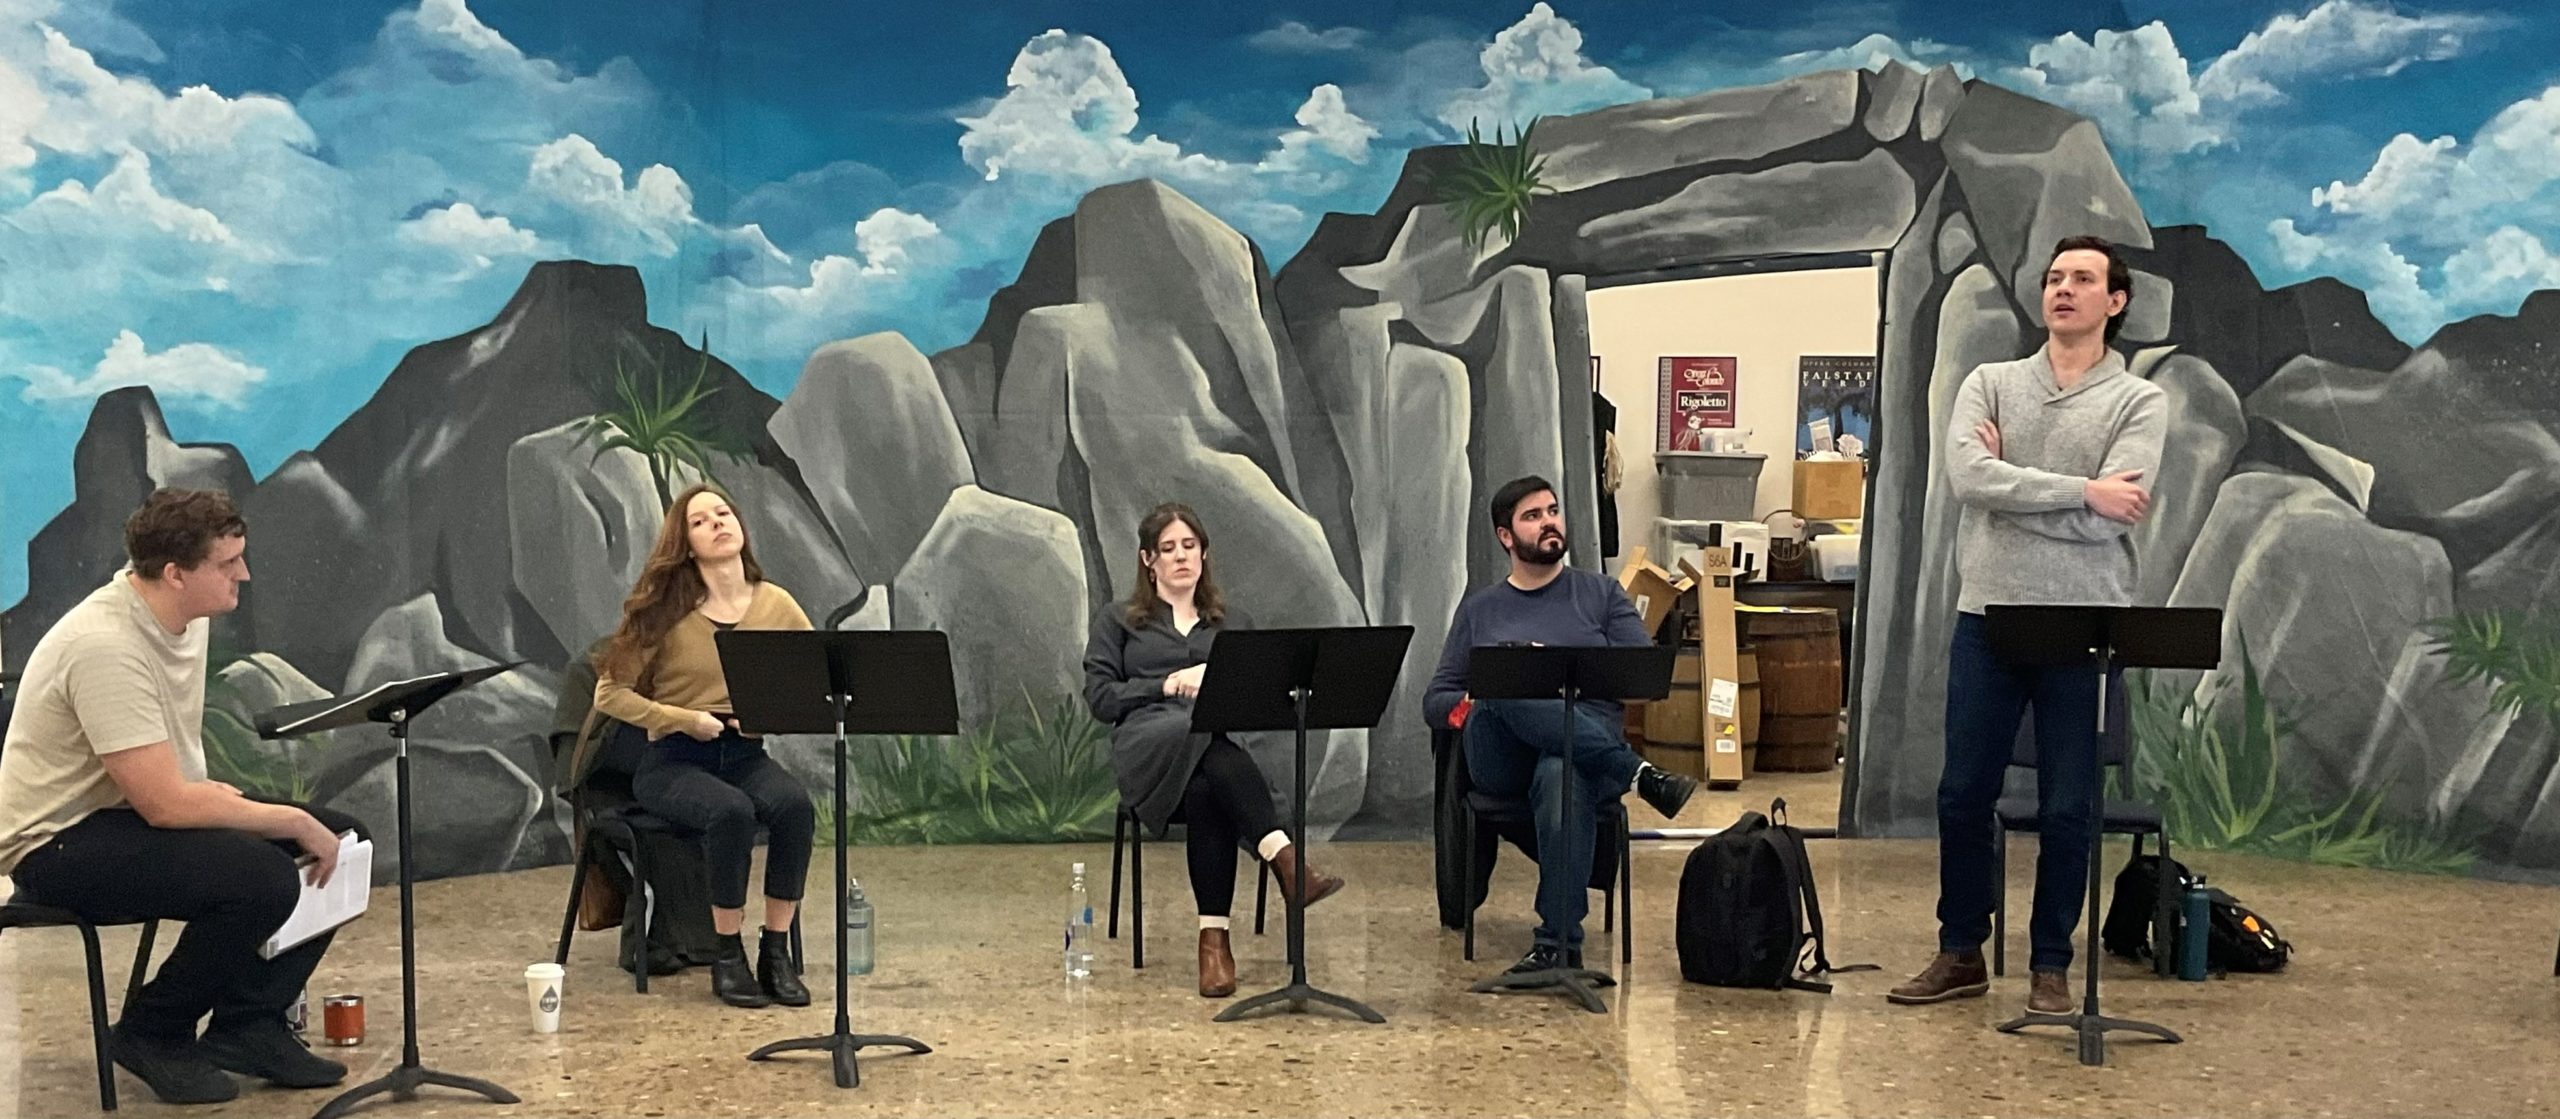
[{"left": 1656, "top": 452, "right": 1764, "bottom": 522}]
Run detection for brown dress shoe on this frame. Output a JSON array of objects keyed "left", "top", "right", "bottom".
[
  {"left": 2027, "top": 969, "right": 2073, "bottom": 1014},
  {"left": 1267, "top": 844, "right": 1345, "bottom": 909},
  {"left": 1885, "top": 950, "right": 1990, "bottom": 1004},
  {"left": 1198, "top": 928, "right": 1237, "bottom": 998}
]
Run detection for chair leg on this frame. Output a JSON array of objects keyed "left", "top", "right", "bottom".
[
  {"left": 626, "top": 843, "right": 652, "bottom": 994},
  {"left": 1462, "top": 807, "right": 1479, "bottom": 962},
  {"left": 1619, "top": 816, "right": 1634, "bottom": 967},
  {"left": 1131, "top": 821, "right": 1146, "bottom": 970},
  {"left": 2150, "top": 832, "right": 2176, "bottom": 978},
  {"left": 791, "top": 910, "right": 805, "bottom": 971},
  {"left": 1991, "top": 822, "right": 2008, "bottom": 978},
  {"left": 78, "top": 924, "right": 116, "bottom": 1112},
  {"left": 124, "top": 920, "right": 158, "bottom": 1010},
  {"left": 556, "top": 834, "right": 591, "bottom": 967},
  {"left": 1253, "top": 860, "right": 1268, "bottom": 936},
  {"left": 1107, "top": 810, "right": 1126, "bottom": 940}
]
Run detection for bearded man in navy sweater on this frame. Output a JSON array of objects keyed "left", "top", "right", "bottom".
[{"left": 1425, "top": 476, "right": 1699, "bottom": 978}]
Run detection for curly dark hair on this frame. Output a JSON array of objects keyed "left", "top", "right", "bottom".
[{"left": 125, "top": 489, "right": 245, "bottom": 579}]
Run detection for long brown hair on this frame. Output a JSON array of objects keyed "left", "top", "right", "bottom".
[
  {"left": 1122, "top": 502, "right": 1226, "bottom": 628},
  {"left": 598, "top": 482, "right": 766, "bottom": 690}
]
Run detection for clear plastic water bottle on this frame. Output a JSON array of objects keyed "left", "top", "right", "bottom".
[
  {"left": 841, "top": 878, "right": 875, "bottom": 977},
  {"left": 1063, "top": 862, "right": 1095, "bottom": 980}
]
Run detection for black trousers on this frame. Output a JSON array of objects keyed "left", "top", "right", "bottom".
[
  {"left": 1181, "top": 736, "right": 1282, "bottom": 918},
  {"left": 10, "top": 800, "right": 369, "bottom": 1041},
  {"left": 629, "top": 728, "right": 815, "bottom": 911}
]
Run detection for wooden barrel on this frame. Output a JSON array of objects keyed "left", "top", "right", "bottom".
[{"left": 1746, "top": 608, "right": 1841, "bottom": 771}]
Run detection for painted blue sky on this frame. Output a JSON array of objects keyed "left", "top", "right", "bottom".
[{"left": 4, "top": 0, "right": 2557, "bottom": 603}]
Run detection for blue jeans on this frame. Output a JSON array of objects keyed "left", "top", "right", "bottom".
[
  {"left": 1937, "top": 611, "right": 2103, "bottom": 973},
  {"left": 1463, "top": 699, "right": 1641, "bottom": 949}
]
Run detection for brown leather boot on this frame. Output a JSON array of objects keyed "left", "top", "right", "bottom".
[
  {"left": 2027, "top": 969, "right": 2073, "bottom": 1014},
  {"left": 1266, "top": 843, "right": 1345, "bottom": 909},
  {"left": 1885, "top": 950, "right": 1989, "bottom": 1005},
  {"left": 1198, "top": 928, "right": 1237, "bottom": 998}
]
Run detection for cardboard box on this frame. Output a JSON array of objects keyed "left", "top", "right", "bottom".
[
  {"left": 1679, "top": 552, "right": 1747, "bottom": 788},
  {"left": 1615, "top": 546, "right": 1691, "bottom": 641},
  {"left": 1792, "top": 458, "right": 1866, "bottom": 520}
]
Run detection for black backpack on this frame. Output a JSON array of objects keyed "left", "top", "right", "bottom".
[
  {"left": 2103, "top": 854, "right": 2292, "bottom": 974},
  {"left": 1676, "top": 800, "right": 1870, "bottom": 991}
]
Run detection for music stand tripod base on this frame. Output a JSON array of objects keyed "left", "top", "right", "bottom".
[
  {"left": 259, "top": 668, "right": 523, "bottom": 1119},
  {"left": 313, "top": 1066, "right": 519, "bottom": 1119},
  {"left": 716, "top": 629, "right": 954, "bottom": 1090},
  {"left": 1982, "top": 604, "right": 2220, "bottom": 1068},
  {"left": 1215, "top": 981, "right": 1387, "bottom": 1024},
  {"left": 1995, "top": 1009, "right": 2182, "bottom": 1066},
  {"left": 1468, "top": 966, "right": 1616, "bottom": 1015},
  {"left": 1190, "top": 627, "right": 1412, "bottom": 1026}
]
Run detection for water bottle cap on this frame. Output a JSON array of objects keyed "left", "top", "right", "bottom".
[{"left": 1071, "top": 861, "right": 1085, "bottom": 874}]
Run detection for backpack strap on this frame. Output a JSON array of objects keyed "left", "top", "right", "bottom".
[{"left": 1765, "top": 823, "right": 1877, "bottom": 991}]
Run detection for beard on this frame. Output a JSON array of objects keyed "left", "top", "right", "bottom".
[{"left": 1508, "top": 528, "right": 1567, "bottom": 566}]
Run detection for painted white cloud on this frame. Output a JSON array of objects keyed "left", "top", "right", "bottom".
[
  {"left": 852, "top": 207, "right": 940, "bottom": 275},
  {"left": 11, "top": 330, "right": 266, "bottom": 408},
  {"left": 2263, "top": 218, "right": 2439, "bottom": 337},
  {"left": 394, "top": 202, "right": 546, "bottom": 272},
  {"left": 1438, "top": 3, "right": 1651, "bottom": 135},
  {"left": 2310, "top": 86, "right": 2560, "bottom": 244},
  {"left": 1248, "top": 21, "right": 1367, "bottom": 53},
  {"left": 22, "top": 149, "right": 234, "bottom": 245},
  {"left": 1774, "top": 33, "right": 1973, "bottom": 79},
  {"left": 2001, "top": 22, "right": 2217, "bottom": 155},
  {"left": 1260, "top": 84, "right": 1379, "bottom": 177},
  {"left": 2442, "top": 226, "right": 2560, "bottom": 313},
  {"left": 2196, "top": 0, "right": 2498, "bottom": 105},
  {"left": 956, "top": 30, "right": 1235, "bottom": 186},
  {"left": 528, "top": 133, "right": 696, "bottom": 254}
]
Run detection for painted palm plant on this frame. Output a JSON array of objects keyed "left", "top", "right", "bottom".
[
  {"left": 813, "top": 693, "right": 1117, "bottom": 847},
  {"left": 2431, "top": 608, "right": 2560, "bottom": 724},
  {"left": 1431, "top": 117, "right": 1553, "bottom": 250},
  {"left": 573, "top": 334, "right": 752, "bottom": 510}
]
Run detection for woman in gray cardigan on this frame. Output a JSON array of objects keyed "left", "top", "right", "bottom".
[{"left": 1082, "top": 502, "right": 1346, "bottom": 997}]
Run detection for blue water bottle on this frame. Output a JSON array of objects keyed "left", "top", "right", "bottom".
[{"left": 2178, "top": 876, "right": 2211, "bottom": 981}]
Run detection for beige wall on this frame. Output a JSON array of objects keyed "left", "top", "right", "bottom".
[{"left": 1589, "top": 264, "right": 1880, "bottom": 562}]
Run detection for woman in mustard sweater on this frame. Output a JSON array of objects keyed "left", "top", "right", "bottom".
[{"left": 594, "top": 483, "right": 816, "bottom": 1008}]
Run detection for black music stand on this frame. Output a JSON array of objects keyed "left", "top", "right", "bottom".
[
  {"left": 1462, "top": 644, "right": 1675, "bottom": 1013},
  {"left": 1190, "top": 626, "right": 1413, "bottom": 1024},
  {"left": 258, "top": 664, "right": 524, "bottom": 1119},
  {"left": 716, "top": 629, "right": 951, "bottom": 1089},
  {"left": 1984, "top": 604, "right": 2221, "bottom": 1067}
]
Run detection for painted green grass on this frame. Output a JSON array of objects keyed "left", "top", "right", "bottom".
[
  {"left": 2119, "top": 639, "right": 2477, "bottom": 875},
  {"left": 814, "top": 694, "right": 1116, "bottom": 846}
]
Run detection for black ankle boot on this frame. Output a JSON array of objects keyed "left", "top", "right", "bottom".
[
  {"left": 758, "top": 931, "right": 810, "bottom": 1006},
  {"left": 711, "top": 933, "right": 773, "bottom": 1008}
]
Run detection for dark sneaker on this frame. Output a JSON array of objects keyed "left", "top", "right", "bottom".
[
  {"left": 2028, "top": 969, "right": 2073, "bottom": 1014},
  {"left": 1885, "top": 950, "right": 1989, "bottom": 1005},
  {"left": 199, "top": 1017, "right": 346, "bottom": 1089},
  {"left": 1636, "top": 764, "right": 1699, "bottom": 820},
  {"left": 1504, "top": 943, "right": 1568, "bottom": 977},
  {"left": 109, "top": 1025, "right": 238, "bottom": 1105}
]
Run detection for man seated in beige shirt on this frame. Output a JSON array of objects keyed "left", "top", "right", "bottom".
[{"left": 0, "top": 489, "right": 366, "bottom": 1106}]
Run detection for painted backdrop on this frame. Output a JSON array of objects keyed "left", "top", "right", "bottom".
[{"left": 2, "top": 1, "right": 2554, "bottom": 881}]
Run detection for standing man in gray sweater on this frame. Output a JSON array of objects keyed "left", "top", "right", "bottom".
[{"left": 1888, "top": 236, "right": 2167, "bottom": 1015}]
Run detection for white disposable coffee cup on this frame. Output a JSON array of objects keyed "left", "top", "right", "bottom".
[{"left": 524, "top": 963, "right": 564, "bottom": 1033}]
